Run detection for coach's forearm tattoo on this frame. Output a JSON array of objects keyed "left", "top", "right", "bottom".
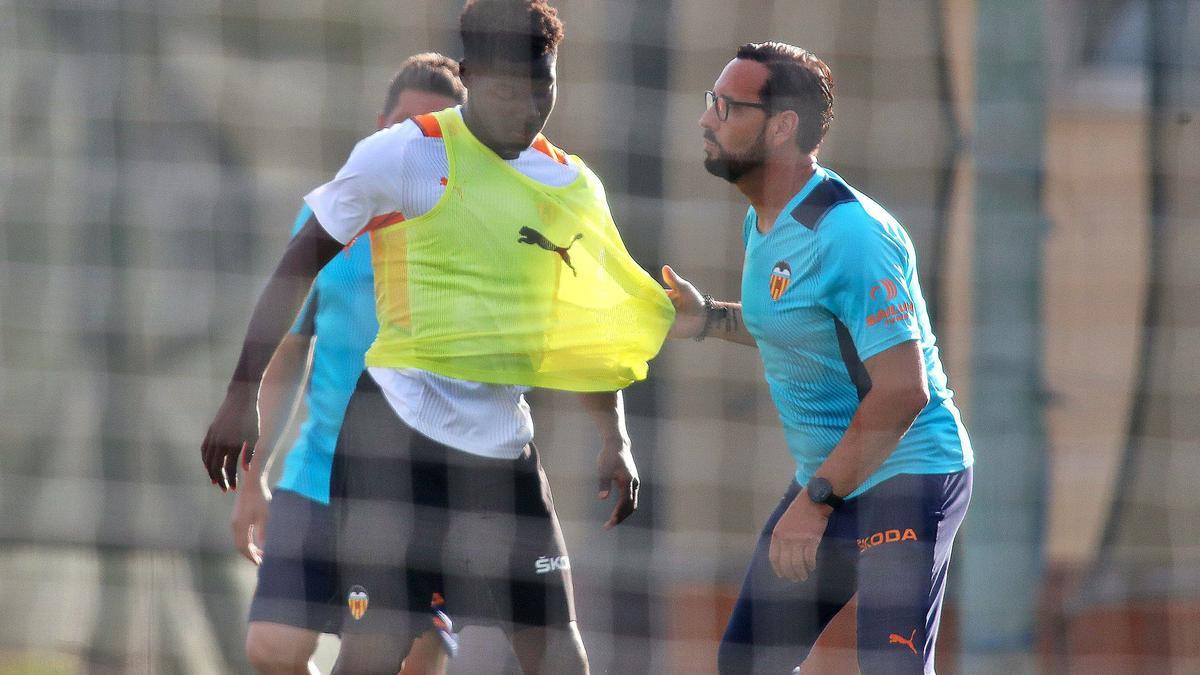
[{"left": 716, "top": 303, "right": 742, "bottom": 336}]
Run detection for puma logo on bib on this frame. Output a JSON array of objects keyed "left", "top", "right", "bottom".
[{"left": 518, "top": 226, "right": 583, "bottom": 276}]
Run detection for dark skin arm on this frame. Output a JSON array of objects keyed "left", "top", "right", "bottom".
[
  {"left": 578, "top": 391, "right": 640, "bottom": 528},
  {"left": 201, "top": 215, "right": 342, "bottom": 491}
]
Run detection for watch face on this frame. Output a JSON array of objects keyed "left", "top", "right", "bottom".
[{"left": 808, "top": 478, "right": 831, "bottom": 502}]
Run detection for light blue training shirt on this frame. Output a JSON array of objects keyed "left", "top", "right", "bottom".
[
  {"left": 275, "top": 205, "right": 377, "bottom": 504},
  {"left": 740, "top": 165, "right": 973, "bottom": 498}
]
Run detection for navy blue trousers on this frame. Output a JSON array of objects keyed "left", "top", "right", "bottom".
[{"left": 719, "top": 469, "right": 972, "bottom": 674}]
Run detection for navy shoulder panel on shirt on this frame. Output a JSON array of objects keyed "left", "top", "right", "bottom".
[{"left": 790, "top": 177, "right": 857, "bottom": 231}]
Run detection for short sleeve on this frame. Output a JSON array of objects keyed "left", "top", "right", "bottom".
[
  {"left": 289, "top": 204, "right": 313, "bottom": 237},
  {"left": 818, "top": 207, "right": 920, "bottom": 361},
  {"left": 304, "top": 127, "right": 407, "bottom": 245}
]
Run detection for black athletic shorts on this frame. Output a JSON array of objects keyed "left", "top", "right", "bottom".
[
  {"left": 330, "top": 372, "right": 575, "bottom": 641},
  {"left": 248, "top": 489, "right": 342, "bottom": 634}
]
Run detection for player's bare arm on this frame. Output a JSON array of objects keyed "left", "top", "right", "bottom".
[
  {"left": 813, "top": 339, "right": 930, "bottom": 496},
  {"left": 579, "top": 390, "right": 640, "bottom": 529},
  {"left": 230, "top": 332, "right": 314, "bottom": 563},
  {"left": 201, "top": 215, "right": 341, "bottom": 491}
]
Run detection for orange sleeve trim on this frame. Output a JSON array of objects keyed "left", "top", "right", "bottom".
[
  {"left": 532, "top": 135, "right": 568, "bottom": 165},
  {"left": 412, "top": 114, "right": 443, "bottom": 138},
  {"left": 365, "top": 211, "right": 407, "bottom": 233},
  {"left": 346, "top": 211, "right": 406, "bottom": 250}
]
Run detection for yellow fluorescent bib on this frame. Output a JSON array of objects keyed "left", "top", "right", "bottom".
[{"left": 365, "top": 109, "right": 674, "bottom": 392}]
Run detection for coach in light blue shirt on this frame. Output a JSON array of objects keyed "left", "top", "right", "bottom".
[{"left": 662, "top": 42, "right": 972, "bottom": 674}]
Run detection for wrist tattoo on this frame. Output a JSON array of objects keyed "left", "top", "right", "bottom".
[
  {"left": 695, "top": 295, "right": 730, "bottom": 341},
  {"left": 718, "top": 306, "right": 742, "bottom": 335}
]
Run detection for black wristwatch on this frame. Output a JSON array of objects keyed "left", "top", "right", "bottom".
[{"left": 806, "top": 476, "right": 844, "bottom": 509}]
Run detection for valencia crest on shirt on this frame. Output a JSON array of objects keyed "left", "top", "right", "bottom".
[
  {"left": 348, "top": 585, "right": 369, "bottom": 620},
  {"left": 769, "top": 261, "right": 792, "bottom": 301}
]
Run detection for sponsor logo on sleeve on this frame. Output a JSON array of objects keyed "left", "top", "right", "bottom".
[
  {"left": 866, "top": 277, "right": 913, "bottom": 327},
  {"left": 865, "top": 301, "right": 915, "bottom": 327},
  {"left": 870, "top": 278, "right": 899, "bottom": 301}
]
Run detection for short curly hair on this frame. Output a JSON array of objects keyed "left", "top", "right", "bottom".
[
  {"left": 460, "top": 0, "right": 564, "bottom": 65},
  {"left": 736, "top": 42, "right": 835, "bottom": 154}
]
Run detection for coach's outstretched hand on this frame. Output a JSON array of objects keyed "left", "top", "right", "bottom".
[
  {"left": 597, "top": 437, "right": 640, "bottom": 529},
  {"left": 661, "top": 265, "right": 706, "bottom": 339},
  {"left": 201, "top": 384, "right": 258, "bottom": 492}
]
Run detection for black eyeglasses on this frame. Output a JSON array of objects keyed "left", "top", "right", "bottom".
[{"left": 705, "top": 90, "right": 770, "bottom": 121}]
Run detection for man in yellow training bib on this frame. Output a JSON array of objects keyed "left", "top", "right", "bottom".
[{"left": 200, "top": 1, "right": 673, "bottom": 673}]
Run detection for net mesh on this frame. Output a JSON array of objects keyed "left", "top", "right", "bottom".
[{"left": 2, "top": 0, "right": 1197, "bottom": 671}]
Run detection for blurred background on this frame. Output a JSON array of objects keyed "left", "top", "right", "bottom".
[{"left": 2, "top": 0, "right": 1198, "bottom": 672}]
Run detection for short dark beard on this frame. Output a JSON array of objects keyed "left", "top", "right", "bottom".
[
  {"left": 704, "top": 155, "right": 763, "bottom": 183},
  {"left": 703, "top": 127, "right": 767, "bottom": 184}
]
